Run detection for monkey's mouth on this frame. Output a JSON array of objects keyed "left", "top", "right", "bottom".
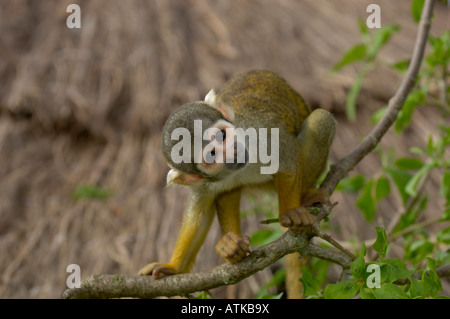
[
  {"left": 225, "top": 161, "right": 247, "bottom": 170},
  {"left": 225, "top": 143, "right": 248, "bottom": 170}
]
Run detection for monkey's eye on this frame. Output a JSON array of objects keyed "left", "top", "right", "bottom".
[
  {"left": 215, "top": 129, "right": 226, "bottom": 142},
  {"left": 205, "top": 149, "right": 216, "bottom": 164}
]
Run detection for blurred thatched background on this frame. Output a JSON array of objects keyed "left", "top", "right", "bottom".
[{"left": 0, "top": 0, "right": 448, "bottom": 298}]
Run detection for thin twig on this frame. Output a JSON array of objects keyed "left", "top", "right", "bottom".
[
  {"left": 389, "top": 216, "right": 444, "bottom": 241},
  {"left": 314, "top": 228, "right": 357, "bottom": 260}
]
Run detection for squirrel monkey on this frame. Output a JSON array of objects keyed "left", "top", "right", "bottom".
[{"left": 139, "top": 70, "right": 336, "bottom": 298}]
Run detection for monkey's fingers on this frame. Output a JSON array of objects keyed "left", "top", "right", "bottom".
[
  {"left": 301, "top": 188, "right": 332, "bottom": 208},
  {"left": 217, "top": 233, "right": 250, "bottom": 263},
  {"left": 215, "top": 232, "right": 251, "bottom": 264},
  {"left": 280, "top": 207, "right": 315, "bottom": 233},
  {"left": 138, "top": 262, "right": 176, "bottom": 279}
]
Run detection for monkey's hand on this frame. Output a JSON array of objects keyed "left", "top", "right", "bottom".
[
  {"left": 215, "top": 232, "right": 251, "bottom": 264},
  {"left": 280, "top": 207, "right": 315, "bottom": 233},
  {"left": 138, "top": 262, "right": 176, "bottom": 279},
  {"left": 301, "top": 188, "right": 332, "bottom": 208}
]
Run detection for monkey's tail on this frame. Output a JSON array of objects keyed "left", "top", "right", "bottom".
[{"left": 285, "top": 252, "right": 309, "bottom": 299}]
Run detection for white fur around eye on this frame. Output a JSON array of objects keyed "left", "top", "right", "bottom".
[{"left": 214, "top": 119, "right": 234, "bottom": 130}]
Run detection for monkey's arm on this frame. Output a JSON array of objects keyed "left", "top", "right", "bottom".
[
  {"left": 297, "top": 109, "right": 336, "bottom": 207},
  {"left": 138, "top": 190, "right": 216, "bottom": 279},
  {"left": 215, "top": 187, "right": 251, "bottom": 264},
  {"left": 276, "top": 170, "right": 315, "bottom": 233},
  {"left": 272, "top": 127, "right": 313, "bottom": 232},
  {"left": 276, "top": 109, "right": 336, "bottom": 232}
]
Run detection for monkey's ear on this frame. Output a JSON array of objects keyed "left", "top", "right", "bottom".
[
  {"left": 167, "top": 168, "right": 205, "bottom": 186},
  {"left": 204, "top": 89, "right": 217, "bottom": 106},
  {"left": 204, "top": 89, "right": 235, "bottom": 122}
]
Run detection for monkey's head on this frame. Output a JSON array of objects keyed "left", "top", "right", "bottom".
[{"left": 162, "top": 91, "right": 248, "bottom": 186}]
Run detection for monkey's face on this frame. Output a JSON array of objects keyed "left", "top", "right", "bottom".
[
  {"left": 196, "top": 119, "right": 248, "bottom": 179},
  {"left": 162, "top": 102, "right": 248, "bottom": 186}
]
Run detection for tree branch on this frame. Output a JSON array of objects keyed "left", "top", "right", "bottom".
[
  {"left": 63, "top": 0, "right": 436, "bottom": 299},
  {"left": 63, "top": 226, "right": 352, "bottom": 299}
]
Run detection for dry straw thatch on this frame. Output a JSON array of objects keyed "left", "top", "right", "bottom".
[{"left": 0, "top": 0, "right": 447, "bottom": 298}]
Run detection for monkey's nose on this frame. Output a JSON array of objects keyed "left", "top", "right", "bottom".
[
  {"left": 224, "top": 143, "right": 248, "bottom": 170},
  {"left": 234, "top": 142, "right": 248, "bottom": 164}
]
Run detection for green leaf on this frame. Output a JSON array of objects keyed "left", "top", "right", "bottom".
[
  {"left": 405, "top": 162, "right": 434, "bottom": 197},
  {"left": 351, "top": 251, "right": 366, "bottom": 280},
  {"left": 405, "top": 239, "right": 434, "bottom": 264},
  {"left": 357, "top": 18, "right": 369, "bottom": 39},
  {"left": 356, "top": 179, "right": 376, "bottom": 222},
  {"left": 256, "top": 268, "right": 285, "bottom": 299},
  {"left": 426, "top": 135, "right": 434, "bottom": 154},
  {"left": 250, "top": 228, "right": 281, "bottom": 246},
  {"left": 383, "top": 259, "right": 415, "bottom": 283},
  {"left": 395, "top": 157, "right": 424, "bottom": 170},
  {"left": 394, "top": 196, "right": 427, "bottom": 232},
  {"left": 410, "top": 146, "right": 425, "bottom": 155},
  {"left": 299, "top": 267, "right": 322, "bottom": 297},
  {"left": 375, "top": 176, "right": 390, "bottom": 201},
  {"left": 410, "top": 277, "right": 425, "bottom": 299},
  {"left": 385, "top": 166, "right": 413, "bottom": 204},
  {"left": 439, "top": 170, "right": 450, "bottom": 202},
  {"left": 442, "top": 207, "right": 450, "bottom": 221},
  {"left": 395, "top": 90, "right": 425, "bottom": 133},
  {"left": 426, "top": 33, "right": 449, "bottom": 67},
  {"left": 411, "top": 0, "right": 425, "bottom": 23},
  {"left": 195, "top": 291, "right": 212, "bottom": 299},
  {"left": 426, "top": 257, "right": 437, "bottom": 271},
  {"left": 373, "top": 283, "right": 409, "bottom": 299},
  {"left": 373, "top": 227, "right": 388, "bottom": 260},
  {"left": 359, "top": 287, "right": 376, "bottom": 299},
  {"left": 435, "top": 251, "right": 450, "bottom": 269},
  {"left": 431, "top": 31, "right": 450, "bottom": 67},
  {"left": 311, "top": 257, "right": 331, "bottom": 284},
  {"left": 436, "top": 227, "right": 450, "bottom": 244},
  {"left": 370, "top": 106, "right": 386, "bottom": 124},
  {"left": 72, "top": 184, "right": 113, "bottom": 200},
  {"left": 336, "top": 174, "right": 366, "bottom": 193},
  {"left": 408, "top": 259, "right": 443, "bottom": 299},
  {"left": 391, "top": 59, "right": 410, "bottom": 73},
  {"left": 324, "top": 281, "right": 360, "bottom": 299},
  {"left": 332, "top": 44, "right": 367, "bottom": 72},
  {"left": 346, "top": 71, "right": 364, "bottom": 121},
  {"left": 367, "top": 25, "right": 400, "bottom": 60},
  {"left": 422, "top": 269, "right": 443, "bottom": 298}
]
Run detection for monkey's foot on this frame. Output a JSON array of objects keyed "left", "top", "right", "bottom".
[
  {"left": 215, "top": 232, "right": 251, "bottom": 264},
  {"left": 138, "top": 262, "right": 176, "bottom": 279},
  {"left": 301, "top": 188, "right": 331, "bottom": 208},
  {"left": 280, "top": 207, "right": 315, "bottom": 233}
]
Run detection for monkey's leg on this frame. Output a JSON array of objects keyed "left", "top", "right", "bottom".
[
  {"left": 215, "top": 187, "right": 251, "bottom": 264},
  {"left": 276, "top": 148, "right": 315, "bottom": 233},
  {"left": 277, "top": 109, "right": 336, "bottom": 233},
  {"left": 297, "top": 108, "right": 336, "bottom": 199},
  {"left": 284, "top": 109, "right": 336, "bottom": 298},
  {"left": 276, "top": 166, "right": 313, "bottom": 299},
  {"left": 138, "top": 190, "right": 216, "bottom": 278}
]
